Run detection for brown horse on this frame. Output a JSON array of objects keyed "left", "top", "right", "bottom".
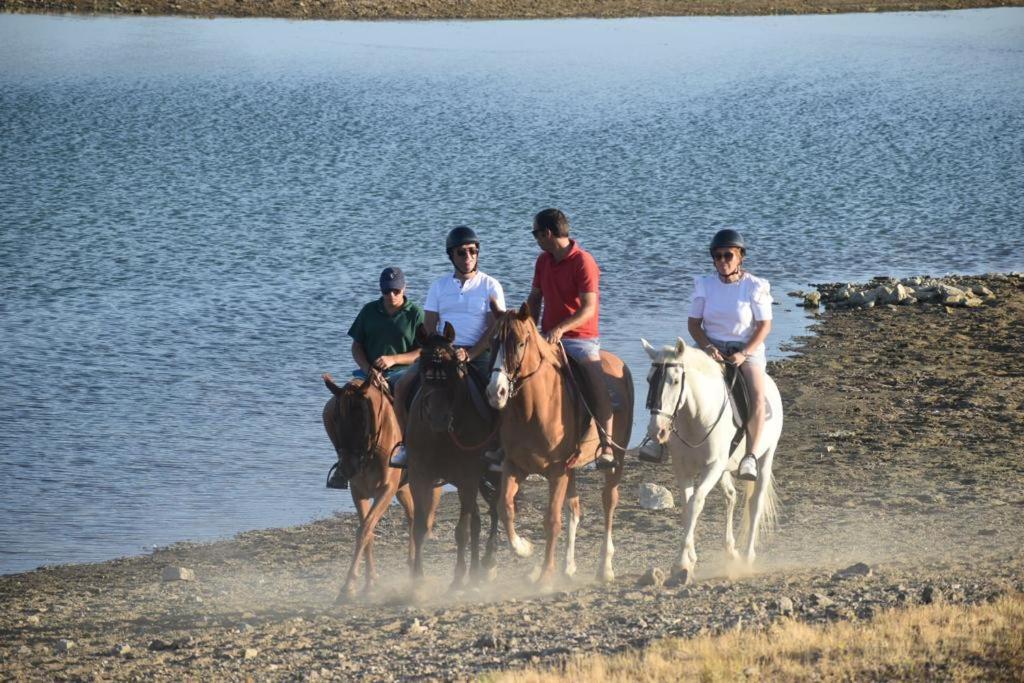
[
  {"left": 322, "top": 372, "right": 417, "bottom": 601},
  {"left": 486, "top": 302, "right": 634, "bottom": 584},
  {"left": 405, "top": 322, "right": 501, "bottom": 590}
]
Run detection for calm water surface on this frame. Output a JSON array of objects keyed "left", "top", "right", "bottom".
[{"left": 1, "top": 10, "right": 1022, "bottom": 574}]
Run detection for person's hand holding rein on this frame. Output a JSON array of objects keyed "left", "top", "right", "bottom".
[
  {"left": 703, "top": 343, "right": 724, "bottom": 363},
  {"left": 372, "top": 355, "right": 395, "bottom": 372},
  {"left": 454, "top": 348, "right": 470, "bottom": 364}
]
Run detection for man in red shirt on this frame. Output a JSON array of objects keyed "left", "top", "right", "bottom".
[{"left": 527, "top": 208, "right": 615, "bottom": 468}]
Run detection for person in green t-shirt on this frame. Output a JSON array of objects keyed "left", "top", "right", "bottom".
[{"left": 348, "top": 267, "right": 425, "bottom": 390}]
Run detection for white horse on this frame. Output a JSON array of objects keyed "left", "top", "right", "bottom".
[{"left": 641, "top": 337, "right": 782, "bottom": 584}]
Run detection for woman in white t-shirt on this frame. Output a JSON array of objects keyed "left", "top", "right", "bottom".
[{"left": 687, "top": 229, "right": 773, "bottom": 482}]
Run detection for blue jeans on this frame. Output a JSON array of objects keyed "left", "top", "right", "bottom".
[
  {"left": 352, "top": 367, "right": 408, "bottom": 392},
  {"left": 560, "top": 337, "right": 601, "bottom": 362}
]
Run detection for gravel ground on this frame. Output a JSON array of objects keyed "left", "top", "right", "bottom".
[{"left": 2, "top": 273, "right": 1022, "bottom": 681}]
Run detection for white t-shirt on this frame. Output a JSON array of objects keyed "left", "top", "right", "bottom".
[
  {"left": 424, "top": 271, "right": 506, "bottom": 347},
  {"left": 688, "top": 272, "right": 773, "bottom": 347}
]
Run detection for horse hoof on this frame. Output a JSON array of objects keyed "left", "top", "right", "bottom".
[
  {"left": 597, "top": 568, "right": 615, "bottom": 583},
  {"left": 670, "top": 569, "right": 692, "bottom": 586},
  {"left": 564, "top": 563, "right": 577, "bottom": 579},
  {"left": 511, "top": 536, "right": 534, "bottom": 558},
  {"left": 335, "top": 587, "right": 356, "bottom": 605}
]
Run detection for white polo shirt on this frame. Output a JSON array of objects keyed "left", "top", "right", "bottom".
[
  {"left": 424, "top": 271, "right": 506, "bottom": 347},
  {"left": 688, "top": 272, "right": 773, "bottom": 346}
]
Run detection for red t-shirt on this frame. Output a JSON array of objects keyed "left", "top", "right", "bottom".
[{"left": 532, "top": 240, "right": 600, "bottom": 339}]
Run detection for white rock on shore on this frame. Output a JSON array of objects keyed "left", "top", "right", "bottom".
[{"left": 638, "top": 483, "right": 674, "bottom": 510}]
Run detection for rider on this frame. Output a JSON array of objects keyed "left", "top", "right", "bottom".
[
  {"left": 527, "top": 208, "right": 616, "bottom": 469},
  {"left": 329, "top": 267, "right": 424, "bottom": 489},
  {"left": 687, "top": 229, "right": 773, "bottom": 482},
  {"left": 348, "top": 267, "right": 424, "bottom": 390},
  {"left": 389, "top": 226, "right": 506, "bottom": 468}
]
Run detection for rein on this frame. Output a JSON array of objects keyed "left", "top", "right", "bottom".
[{"left": 648, "top": 360, "right": 732, "bottom": 449}]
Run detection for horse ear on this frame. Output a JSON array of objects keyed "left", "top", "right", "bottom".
[
  {"left": 323, "top": 373, "right": 345, "bottom": 397},
  {"left": 516, "top": 301, "right": 531, "bottom": 321},
  {"left": 489, "top": 297, "right": 504, "bottom": 317},
  {"left": 641, "top": 338, "right": 657, "bottom": 359},
  {"left": 443, "top": 321, "right": 456, "bottom": 342},
  {"left": 675, "top": 337, "right": 688, "bottom": 355}
]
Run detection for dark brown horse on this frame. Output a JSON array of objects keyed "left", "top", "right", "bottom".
[
  {"left": 405, "top": 322, "right": 501, "bottom": 590},
  {"left": 322, "top": 372, "right": 417, "bottom": 601},
  {"left": 486, "top": 302, "right": 634, "bottom": 584}
]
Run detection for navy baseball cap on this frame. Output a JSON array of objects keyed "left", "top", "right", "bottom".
[{"left": 379, "top": 267, "right": 406, "bottom": 293}]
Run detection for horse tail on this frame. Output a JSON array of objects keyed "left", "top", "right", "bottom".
[
  {"left": 739, "top": 471, "right": 779, "bottom": 548},
  {"left": 620, "top": 361, "right": 635, "bottom": 449}
]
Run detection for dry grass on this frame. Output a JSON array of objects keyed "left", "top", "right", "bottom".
[{"left": 491, "top": 594, "right": 1024, "bottom": 682}]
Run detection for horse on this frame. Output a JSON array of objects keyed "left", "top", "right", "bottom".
[
  {"left": 322, "top": 372, "right": 416, "bottom": 601},
  {"left": 405, "top": 322, "right": 501, "bottom": 591},
  {"left": 487, "top": 302, "right": 634, "bottom": 585},
  {"left": 641, "top": 337, "right": 782, "bottom": 584}
]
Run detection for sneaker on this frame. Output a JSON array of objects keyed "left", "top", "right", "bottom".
[
  {"left": 638, "top": 441, "right": 668, "bottom": 464},
  {"left": 483, "top": 448, "right": 504, "bottom": 473},
  {"left": 594, "top": 445, "right": 616, "bottom": 470},
  {"left": 326, "top": 462, "right": 348, "bottom": 490},
  {"left": 737, "top": 454, "right": 758, "bottom": 481},
  {"left": 389, "top": 444, "right": 408, "bottom": 469}
]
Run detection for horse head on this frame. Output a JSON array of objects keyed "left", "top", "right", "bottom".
[
  {"left": 641, "top": 337, "right": 690, "bottom": 445},
  {"left": 415, "top": 321, "right": 464, "bottom": 432},
  {"left": 323, "top": 372, "right": 378, "bottom": 459},
  {"left": 487, "top": 301, "right": 537, "bottom": 410}
]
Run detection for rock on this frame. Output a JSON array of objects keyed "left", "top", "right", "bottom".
[
  {"left": 900, "top": 276, "right": 924, "bottom": 287},
  {"left": 777, "top": 596, "right": 794, "bottom": 615},
  {"left": 381, "top": 619, "right": 403, "bottom": 633},
  {"left": 638, "top": 483, "right": 674, "bottom": 510},
  {"left": 638, "top": 567, "right": 666, "bottom": 587},
  {"left": 243, "top": 648, "right": 259, "bottom": 659},
  {"left": 403, "top": 618, "right": 428, "bottom": 636},
  {"left": 474, "top": 632, "right": 504, "bottom": 650},
  {"left": 921, "top": 585, "right": 942, "bottom": 604},
  {"left": 810, "top": 592, "right": 834, "bottom": 607},
  {"left": 963, "top": 296, "right": 984, "bottom": 308},
  {"left": 25, "top": 615, "right": 40, "bottom": 625},
  {"left": 113, "top": 643, "right": 132, "bottom": 656},
  {"left": 802, "top": 291, "right": 821, "bottom": 307},
  {"left": 148, "top": 639, "right": 176, "bottom": 651},
  {"left": 161, "top": 566, "right": 195, "bottom": 582},
  {"left": 833, "top": 562, "right": 872, "bottom": 579},
  {"left": 55, "top": 639, "right": 75, "bottom": 654},
  {"left": 971, "top": 284, "right": 994, "bottom": 298}
]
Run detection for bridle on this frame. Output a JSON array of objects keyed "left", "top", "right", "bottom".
[
  {"left": 491, "top": 319, "right": 546, "bottom": 399},
  {"left": 418, "top": 338, "right": 498, "bottom": 451},
  {"left": 646, "top": 360, "right": 731, "bottom": 449},
  {"left": 334, "top": 374, "right": 389, "bottom": 463}
]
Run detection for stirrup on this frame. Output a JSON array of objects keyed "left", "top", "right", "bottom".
[
  {"left": 389, "top": 444, "right": 408, "bottom": 470},
  {"left": 594, "top": 445, "right": 616, "bottom": 470},
  {"left": 638, "top": 440, "right": 668, "bottom": 464},
  {"left": 326, "top": 462, "right": 348, "bottom": 490}
]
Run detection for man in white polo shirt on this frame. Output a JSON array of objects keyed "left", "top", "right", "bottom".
[{"left": 390, "top": 226, "right": 506, "bottom": 468}]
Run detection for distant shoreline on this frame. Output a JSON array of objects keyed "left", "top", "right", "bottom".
[{"left": 2, "top": 0, "right": 1021, "bottom": 21}]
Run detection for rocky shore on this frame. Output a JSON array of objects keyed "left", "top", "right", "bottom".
[
  {"left": 2, "top": 0, "right": 1022, "bottom": 20},
  {"left": 1, "top": 272, "right": 1022, "bottom": 681}
]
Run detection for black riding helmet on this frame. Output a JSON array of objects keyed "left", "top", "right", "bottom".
[
  {"left": 445, "top": 226, "right": 480, "bottom": 255},
  {"left": 709, "top": 229, "right": 746, "bottom": 256}
]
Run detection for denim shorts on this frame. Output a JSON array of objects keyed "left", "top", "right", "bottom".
[
  {"left": 561, "top": 337, "right": 601, "bottom": 362},
  {"left": 707, "top": 338, "right": 766, "bottom": 368}
]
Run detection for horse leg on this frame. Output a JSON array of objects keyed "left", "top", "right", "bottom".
[
  {"left": 339, "top": 492, "right": 371, "bottom": 601},
  {"left": 410, "top": 475, "right": 435, "bottom": 582},
  {"left": 674, "top": 465, "right": 724, "bottom": 585},
  {"left": 564, "top": 475, "right": 580, "bottom": 578},
  {"left": 741, "top": 446, "right": 778, "bottom": 565},
  {"left": 482, "top": 474, "right": 500, "bottom": 580},
  {"left": 719, "top": 471, "right": 740, "bottom": 561},
  {"left": 539, "top": 471, "right": 570, "bottom": 585},
  {"left": 597, "top": 463, "right": 622, "bottom": 583},
  {"left": 358, "top": 482, "right": 402, "bottom": 594},
  {"left": 451, "top": 483, "right": 477, "bottom": 591},
  {"left": 395, "top": 484, "right": 415, "bottom": 570},
  {"left": 501, "top": 466, "right": 532, "bottom": 557}
]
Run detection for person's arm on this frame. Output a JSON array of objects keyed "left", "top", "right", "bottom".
[
  {"left": 373, "top": 348, "right": 420, "bottom": 371},
  {"left": 731, "top": 320, "right": 771, "bottom": 366},
  {"left": 351, "top": 340, "right": 371, "bottom": 374},
  {"left": 688, "top": 317, "right": 723, "bottom": 362},
  {"left": 467, "top": 312, "right": 494, "bottom": 361},
  {"left": 526, "top": 287, "right": 543, "bottom": 325},
  {"left": 546, "top": 291, "right": 596, "bottom": 345}
]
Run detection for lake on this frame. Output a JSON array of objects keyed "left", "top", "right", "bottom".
[{"left": 1, "top": 9, "right": 1022, "bottom": 574}]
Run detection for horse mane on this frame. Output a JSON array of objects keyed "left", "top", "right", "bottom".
[
  {"left": 493, "top": 310, "right": 562, "bottom": 369},
  {"left": 656, "top": 341, "right": 724, "bottom": 379}
]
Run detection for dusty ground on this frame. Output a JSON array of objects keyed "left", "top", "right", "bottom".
[
  {"left": 1, "top": 272, "right": 1022, "bottom": 681},
  {"left": 2, "top": 0, "right": 1022, "bottom": 20}
]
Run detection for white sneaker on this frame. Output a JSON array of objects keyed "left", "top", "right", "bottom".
[
  {"left": 738, "top": 454, "right": 758, "bottom": 481},
  {"left": 389, "top": 445, "right": 408, "bottom": 469}
]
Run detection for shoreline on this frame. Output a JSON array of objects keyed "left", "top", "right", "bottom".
[
  {"left": 2, "top": 271, "right": 1022, "bottom": 680},
  {"left": 2, "top": 0, "right": 1022, "bottom": 21}
]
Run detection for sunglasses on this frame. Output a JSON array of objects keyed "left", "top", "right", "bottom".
[
  {"left": 383, "top": 288, "right": 402, "bottom": 295},
  {"left": 455, "top": 247, "right": 479, "bottom": 257},
  {"left": 712, "top": 251, "right": 738, "bottom": 262},
  {"left": 531, "top": 228, "right": 547, "bottom": 238}
]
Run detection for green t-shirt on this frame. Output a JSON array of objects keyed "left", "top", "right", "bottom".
[{"left": 347, "top": 297, "right": 425, "bottom": 368}]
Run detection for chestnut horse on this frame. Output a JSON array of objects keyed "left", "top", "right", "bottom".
[
  {"left": 322, "top": 372, "right": 416, "bottom": 600},
  {"left": 405, "top": 322, "right": 501, "bottom": 590},
  {"left": 486, "top": 303, "right": 634, "bottom": 584}
]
